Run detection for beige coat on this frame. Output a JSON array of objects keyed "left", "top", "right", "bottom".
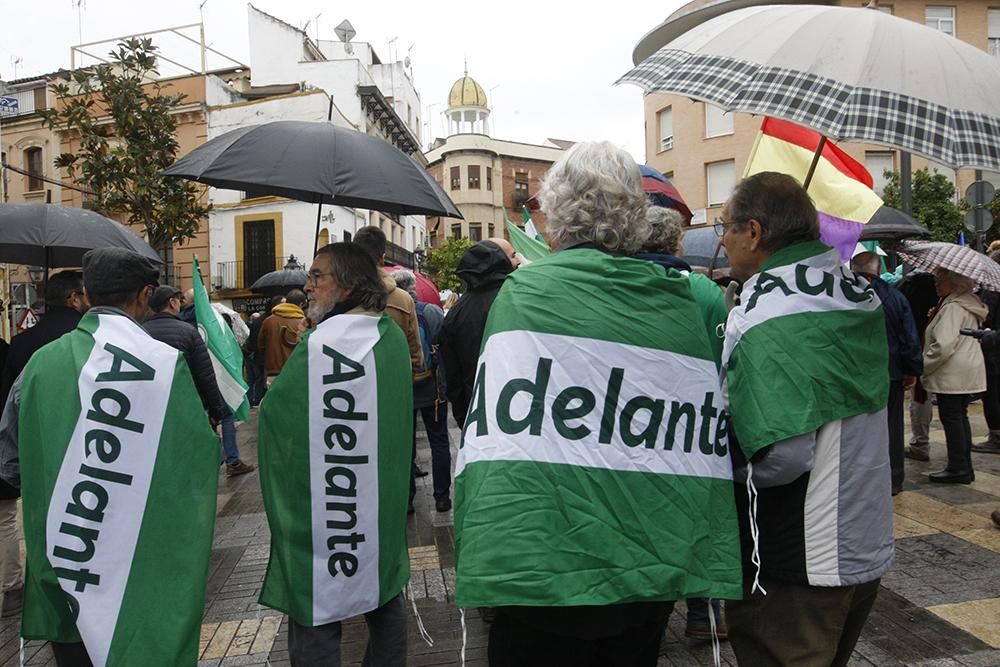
[
  {"left": 922, "top": 291, "right": 988, "bottom": 394},
  {"left": 379, "top": 269, "right": 425, "bottom": 377}
]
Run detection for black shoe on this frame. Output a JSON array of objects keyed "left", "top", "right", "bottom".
[
  {"left": 928, "top": 469, "right": 972, "bottom": 484},
  {"left": 891, "top": 485, "right": 903, "bottom": 496},
  {"left": 413, "top": 467, "right": 429, "bottom": 478},
  {"left": 435, "top": 498, "right": 452, "bottom": 512}
]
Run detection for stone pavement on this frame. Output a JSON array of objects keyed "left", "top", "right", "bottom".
[{"left": 2, "top": 399, "right": 999, "bottom": 666}]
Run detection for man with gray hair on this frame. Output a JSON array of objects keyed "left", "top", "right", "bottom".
[
  {"left": 454, "top": 141, "right": 741, "bottom": 663},
  {"left": 719, "top": 172, "right": 892, "bottom": 666}
]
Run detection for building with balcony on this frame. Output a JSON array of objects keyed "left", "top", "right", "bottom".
[
  {"left": 423, "top": 72, "right": 570, "bottom": 247},
  {"left": 637, "top": 0, "right": 1000, "bottom": 226},
  {"left": 204, "top": 5, "right": 428, "bottom": 308}
]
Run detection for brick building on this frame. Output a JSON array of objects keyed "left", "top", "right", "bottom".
[{"left": 423, "top": 72, "right": 569, "bottom": 248}]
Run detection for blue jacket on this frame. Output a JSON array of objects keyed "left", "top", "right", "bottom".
[{"left": 866, "top": 275, "right": 923, "bottom": 381}]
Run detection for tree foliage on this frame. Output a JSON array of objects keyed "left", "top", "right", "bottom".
[
  {"left": 881, "top": 168, "right": 963, "bottom": 243},
  {"left": 40, "top": 38, "right": 209, "bottom": 263},
  {"left": 424, "top": 237, "right": 472, "bottom": 292}
]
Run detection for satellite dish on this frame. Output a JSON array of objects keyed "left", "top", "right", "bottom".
[
  {"left": 404, "top": 56, "right": 411, "bottom": 68},
  {"left": 335, "top": 19, "right": 356, "bottom": 44}
]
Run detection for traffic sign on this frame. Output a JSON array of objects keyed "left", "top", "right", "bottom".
[
  {"left": 964, "top": 207, "right": 994, "bottom": 234},
  {"left": 0, "top": 96, "right": 18, "bottom": 116},
  {"left": 17, "top": 308, "right": 37, "bottom": 331},
  {"left": 965, "top": 180, "right": 996, "bottom": 207}
]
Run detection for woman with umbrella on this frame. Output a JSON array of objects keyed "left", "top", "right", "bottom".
[{"left": 921, "top": 269, "right": 987, "bottom": 484}]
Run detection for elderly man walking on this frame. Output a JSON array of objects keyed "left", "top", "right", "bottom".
[
  {"left": 257, "top": 243, "right": 412, "bottom": 666},
  {"left": 719, "top": 172, "right": 893, "bottom": 667},
  {"left": 0, "top": 248, "right": 220, "bottom": 666},
  {"left": 454, "top": 142, "right": 741, "bottom": 665}
]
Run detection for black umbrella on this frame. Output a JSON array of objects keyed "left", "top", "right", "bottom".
[
  {"left": 859, "top": 206, "right": 930, "bottom": 241},
  {"left": 249, "top": 256, "right": 308, "bottom": 296},
  {"left": 163, "top": 121, "right": 463, "bottom": 255},
  {"left": 681, "top": 225, "right": 729, "bottom": 270},
  {"left": 0, "top": 203, "right": 163, "bottom": 267}
]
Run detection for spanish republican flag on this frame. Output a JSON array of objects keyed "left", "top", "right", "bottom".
[{"left": 744, "top": 118, "right": 883, "bottom": 262}]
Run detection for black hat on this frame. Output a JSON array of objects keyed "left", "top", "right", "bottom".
[
  {"left": 149, "top": 285, "right": 183, "bottom": 312},
  {"left": 82, "top": 248, "right": 160, "bottom": 297}
]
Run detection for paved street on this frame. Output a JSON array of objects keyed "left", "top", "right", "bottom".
[{"left": 2, "top": 399, "right": 999, "bottom": 666}]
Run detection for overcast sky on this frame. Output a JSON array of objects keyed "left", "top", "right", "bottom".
[{"left": 1, "top": 0, "right": 687, "bottom": 161}]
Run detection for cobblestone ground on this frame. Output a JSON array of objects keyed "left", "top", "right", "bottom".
[{"left": 2, "top": 399, "right": 999, "bottom": 666}]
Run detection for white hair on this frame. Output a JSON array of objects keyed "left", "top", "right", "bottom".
[
  {"left": 391, "top": 268, "right": 418, "bottom": 302},
  {"left": 538, "top": 141, "right": 650, "bottom": 254},
  {"left": 640, "top": 207, "right": 685, "bottom": 255}
]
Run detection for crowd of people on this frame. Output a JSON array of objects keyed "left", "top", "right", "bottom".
[{"left": 0, "top": 140, "right": 996, "bottom": 667}]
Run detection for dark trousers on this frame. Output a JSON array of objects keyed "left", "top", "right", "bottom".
[
  {"left": 488, "top": 603, "right": 672, "bottom": 667},
  {"left": 983, "top": 374, "right": 1000, "bottom": 430},
  {"left": 728, "top": 577, "right": 880, "bottom": 667},
  {"left": 51, "top": 642, "right": 93, "bottom": 667},
  {"left": 246, "top": 353, "right": 266, "bottom": 406},
  {"left": 887, "top": 380, "right": 905, "bottom": 489},
  {"left": 287, "top": 594, "right": 406, "bottom": 667},
  {"left": 937, "top": 393, "right": 974, "bottom": 474},
  {"left": 409, "top": 402, "right": 452, "bottom": 503}
]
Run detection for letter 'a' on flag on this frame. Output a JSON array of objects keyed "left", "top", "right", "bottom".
[
  {"left": 744, "top": 118, "right": 883, "bottom": 262},
  {"left": 192, "top": 255, "right": 249, "bottom": 421}
]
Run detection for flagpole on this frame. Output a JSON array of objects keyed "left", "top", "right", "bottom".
[{"left": 803, "top": 136, "right": 828, "bottom": 191}]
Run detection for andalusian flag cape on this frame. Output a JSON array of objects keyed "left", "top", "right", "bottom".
[
  {"left": 722, "top": 241, "right": 889, "bottom": 457},
  {"left": 18, "top": 311, "right": 219, "bottom": 666},
  {"left": 258, "top": 311, "right": 412, "bottom": 625},
  {"left": 455, "top": 249, "right": 742, "bottom": 607}
]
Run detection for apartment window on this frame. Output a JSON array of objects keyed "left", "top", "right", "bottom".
[
  {"left": 24, "top": 147, "right": 43, "bottom": 191},
  {"left": 514, "top": 176, "right": 530, "bottom": 208},
  {"left": 706, "top": 160, "right": 736, "bottom": 207},
  {"left": 984, "top": 171, "right": 1000, "bottom": 189},
  {"left": 450, "top": 166, "right": 461, "bottom": 190},
  {"left": 865, "top": 151, "right": 895, "bottom": 197},
  {"left": 469, "top": 165, "right": 481, "bottom": 189},
  {"left": 990, "top": 9, "right": 1000, "bottom": 56},
  {"left": 658, "top": 107, "right": 673, "bottom": 152},
  {"left": 925, "top": 6, "right": 955, "bottom": 35},
  {"left": 343, "top": 230, "right": 352, "bottom": 242},
  {"left": 704, "top": 104, "right": 733, "bottom": 138},
  {"left": 243, "top": 220, "right": 276, "bottom": 288},
  {"left": 469, "top": 223, "right": 482, "bottom": 242},
  {"left": 486, "top": 166, "right": 493, "bottom": 191},
  {"left": 876, "top": 5, "right": 893, "bottom": 14},
  {"left": 451, "top": 224, "right": 463, "bottom": 238}
]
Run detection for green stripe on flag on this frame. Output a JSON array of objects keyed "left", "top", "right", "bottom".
[
  {"left": 503, "top": 207, "right": 550, "bottom": 262},
  {"left": 192, "top": 256, "right": 249, "bottom": 421}
]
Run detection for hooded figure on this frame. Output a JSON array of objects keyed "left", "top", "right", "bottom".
[{"left": 439, "top": 240, "right": 516, "bottom": 425}]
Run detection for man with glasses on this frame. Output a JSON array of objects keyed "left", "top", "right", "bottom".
[{"left": 718, "top": 172, "right": 892, "bottom": 667}]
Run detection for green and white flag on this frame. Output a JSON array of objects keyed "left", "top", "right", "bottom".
[
  {"left": 258, "top": 312, "right": 412, "bottom": 625},
  {"left": 193, "top": 256, "right": 249, "bottom": 421},
  {"left": 722, "top": 240, "right": 888, "bottom": 457},
  {"left": 19, "top": 311, "right": 219, "bottom": 666},
  {"left": 455, "top": 248, "right": 742, "bottom": 607}
]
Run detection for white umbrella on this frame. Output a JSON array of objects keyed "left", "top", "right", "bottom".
[{"left": 620, "top": 4, "right": 1000, "bottom": 170}]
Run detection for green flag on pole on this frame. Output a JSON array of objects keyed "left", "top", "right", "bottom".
[
  {"left": 192, "top": 255, "right": 249, "bottom": 421},
  {"left": 19, "top": 311, "right": 219, "bottom": 666},
  {"left": 503, "top": 208, "right": 549, "bottom": 262},
  {"left": 454, "top": 249, "right": 742, "bottom": 608}
]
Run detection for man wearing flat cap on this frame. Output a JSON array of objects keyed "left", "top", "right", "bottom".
[{"left": 0, "top": 248, "right": 221, "bottom": 666}]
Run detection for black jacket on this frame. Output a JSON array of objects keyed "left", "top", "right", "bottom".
[
  {"left": 439, "top": 242, "right": 514, "bottom": 425},
  {"left": 864, "top": 275, "right": 923, "bottom": 381},
  {"left": 143, "top": 312, "right": 227, "bottom": 420},
  {"left": 1, "top": 306, "right": 83, "bottom": 407}
]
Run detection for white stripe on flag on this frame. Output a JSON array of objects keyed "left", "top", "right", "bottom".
[
  {"left": 208, "top": 351, "right": 245, "bottom": 416},
  {"left": 46, "top": 315, "right": 177, "bottom": 667},
  {"left": 308, "top": 314, "right": 382, "bottom": 624},
  {"left": 457, "top": 330, "right": 733, "bottom": 481}
]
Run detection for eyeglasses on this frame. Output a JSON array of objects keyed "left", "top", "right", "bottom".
[
  {"left": 714, "top": 217, "right": 739, "bottom": 237},
  {"left": 306, "top": 270, "right": 335, "bottom": 286}
]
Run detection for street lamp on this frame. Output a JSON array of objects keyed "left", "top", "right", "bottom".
[
  {"left": 27, "top": 265, "right": 45, "bottom": 284},
  {"left": 413, "top": 245, "right": 426, "bottom": 273},
  {"left": 284, "top": 255, "right": 303, "bottom": 271}
]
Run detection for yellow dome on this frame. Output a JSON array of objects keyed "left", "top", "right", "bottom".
[{"left": 448, "top": 75, "right": 488, "bottom": 109}]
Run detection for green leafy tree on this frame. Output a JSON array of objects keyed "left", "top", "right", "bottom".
[
  {"left": 881, "top": 168, "right": 963, "bottom": 243},
  {"left": 40, "top": 38, "right": 209, "bottom": 278},
  {"left": 424, "top": 236, "right": 472, "bottom": 292}
]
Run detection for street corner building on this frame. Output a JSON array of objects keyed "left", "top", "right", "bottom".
[
  {"left": 256, "top": 311, "right": 413, "bottom": 626},
  {"left": 453, "top": 248, "right": 743, "bottom": 608},
  {"left": 18, "top": 311, "right": 220, "bottom": 666}
]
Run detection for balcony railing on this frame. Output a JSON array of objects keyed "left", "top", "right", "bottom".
[
  {"left": 214, "top": 256, "right": 304, "bottom": 291},
  {"left": 385, "top": 241, "right": 414, "bottom": 269}
]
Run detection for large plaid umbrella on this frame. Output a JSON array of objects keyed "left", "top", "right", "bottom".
[
  {"left": 619, "top": 4, "right": 1000, "bottom": 170},
  {"left": 897, "top": 241, "right": 1000, "bottom": 290}
]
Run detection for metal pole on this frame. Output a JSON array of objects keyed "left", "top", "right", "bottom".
[
  {"left": 976, "top": 168, "right": 984, "bottom": 252},
  {"left": 900, "top": 152, "right": 912, "bottom": 215}
]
